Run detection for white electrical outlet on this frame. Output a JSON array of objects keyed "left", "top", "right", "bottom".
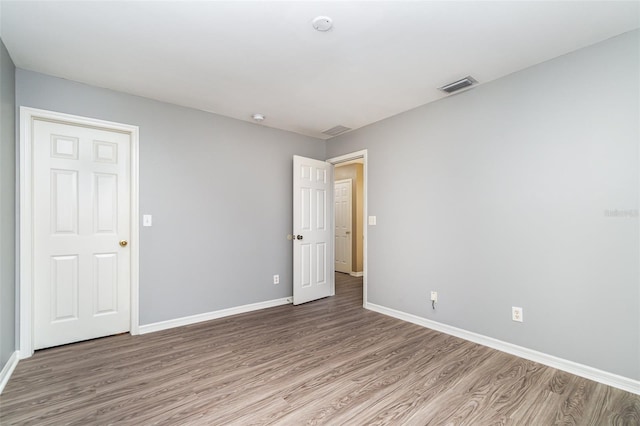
[
  {"left": 512, "top": 307, "right": 523, "bottom": 322},
  {"left": 273, "top": 275, "right": 280, "bottom": 285},
  {"left": 430, "top": 291, "right": 438, "bottom": 302}
]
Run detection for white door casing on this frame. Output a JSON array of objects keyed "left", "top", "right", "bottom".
[
  {"left": 293, "top": 155, "right": 334, "bottom": 305},
  {"left": 334, "top": 179, "right": 352, "bottom": 274},
  {"left": 20, "top": 107, "right": 139, "bottom": 357}
]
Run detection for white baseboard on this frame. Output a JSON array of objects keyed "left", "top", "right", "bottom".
[
  {"left": 139, "top": 297, "right": 292, "bottom": 334},
  {"left": 365, "top": 302, "right": 640, "bottom": 395},
  {"left": 0, "top": 351, "right": 19, "bottom": 394},
  {"left": 350, "top": 271, "right": 364, "bottom": 277}
]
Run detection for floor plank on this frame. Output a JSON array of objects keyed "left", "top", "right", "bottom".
[{"left": 1, "top": 273, "right": 638, "bottom": 425}]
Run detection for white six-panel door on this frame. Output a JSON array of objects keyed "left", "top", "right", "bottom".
[
  {"left": 33, "top": 119, "right": 131, "bottom": 350},
  {"left": 293, "top": 155, "right": 334, "bottom": 305},
  {"left": 334, "top": 179, "right": 352, "bottom": 274}
]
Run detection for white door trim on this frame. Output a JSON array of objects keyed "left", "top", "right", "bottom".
[
  {"left": 19, "top": 107, "right": 140, "bottom": 359},
  {"left": 327, "top": 150, "right": 368, "bottom": 307}
]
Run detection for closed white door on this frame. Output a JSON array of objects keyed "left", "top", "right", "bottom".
[
  {"left": 33, "top": 119, "right": 131, "bottom": 350},
  {"left": 293, "top": 155, "right": 334, "bottom": 305},
  {"left": 334, "top": 179, "right": 352, "bottom": 274}
]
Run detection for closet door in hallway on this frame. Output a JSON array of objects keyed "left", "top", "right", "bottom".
[{"left": 334, "top": 179, "right": 352, "bottom": 274}]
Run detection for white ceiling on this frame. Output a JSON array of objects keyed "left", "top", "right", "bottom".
[{"left": 1, "top": 1, "right": 638, "bottom": 140}]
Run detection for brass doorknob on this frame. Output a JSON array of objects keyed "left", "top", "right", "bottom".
[{"left": 119, "top": 240, "right": 128, "bottom": 247}]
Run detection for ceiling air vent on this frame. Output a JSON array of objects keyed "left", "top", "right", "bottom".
[
  {"left": 439, "top": 76, "right": 478, "bottom": 94},
  {"left": 322, "top": 125, "right": 352, "bottom": 137}
]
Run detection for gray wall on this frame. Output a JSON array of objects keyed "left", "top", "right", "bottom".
[
  {"left": 16, "top": 70, "right": 326, "bottom": 325},
  {"left": 0, "top": 37, "right": 16, "bottom": 369},
  {"left": 327, "top": 30, "right": 639, "bottom": 380}
]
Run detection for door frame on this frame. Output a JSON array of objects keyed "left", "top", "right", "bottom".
[
  {"left": 19, "top": 107, "right": 140, "bottom": 359},
  {"left": 327, "top": 150, "right": 368, "bottom": 307}
]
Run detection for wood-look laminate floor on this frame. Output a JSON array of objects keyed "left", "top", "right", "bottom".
[{"left": 1, "top": 274, "right": 638, "bottom": 425}]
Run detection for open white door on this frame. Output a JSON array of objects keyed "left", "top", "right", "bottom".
[{"left": 293, "top": 155, "right": 334, "bottom": 305}]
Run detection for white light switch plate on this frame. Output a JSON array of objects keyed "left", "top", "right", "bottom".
[
  {"left": 512, "top": 307, "right": 523, "bottom": 322},
  {"left": 143, "top": 215, "right": 152, "bottom": 227},
  {"left": 368, "top": 216, "right": 377, "bottom": 226}
]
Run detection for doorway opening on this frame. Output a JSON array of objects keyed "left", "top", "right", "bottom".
[
  {"left": 327, "top": 150, "right": 368, "bottom": 307},
  {"left": 334, "top": 178, "right": 354, "bottom": 275}
]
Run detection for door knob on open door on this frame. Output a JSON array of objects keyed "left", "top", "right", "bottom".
[
  {"left": 296, "top": 235, "right": 303, "bottom": 240},
  {"left": 119, "top": 240, "right": 128, "bottom": 247}
]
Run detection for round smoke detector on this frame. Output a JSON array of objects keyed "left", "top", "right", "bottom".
[{"left": 312, "top": 16, "right": 333, "bottom": 32}]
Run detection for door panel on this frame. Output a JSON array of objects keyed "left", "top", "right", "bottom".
[
  {"left": 316, "top": 189, "right": 326, "bottom": 230},
  {"left": 94, "top": 173, "right": 118, "bottom": 233},
  {"left": 94, "top": 253, "right": 118, "bottom": 315},
  {"left": 51, "top": 255, "right": 79, "bottom": 321},
  {"left": 316, "top": 243, "right": 327, "bottom": 284},
  {"left": 51, "top": 169, "right": 79, "bottom": 234},
  {"left": 293, "top": 156, "right": 333, "bottom": 305},
  {"left": 33, "top": 119, "right": 131, "bottom": 350}
]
